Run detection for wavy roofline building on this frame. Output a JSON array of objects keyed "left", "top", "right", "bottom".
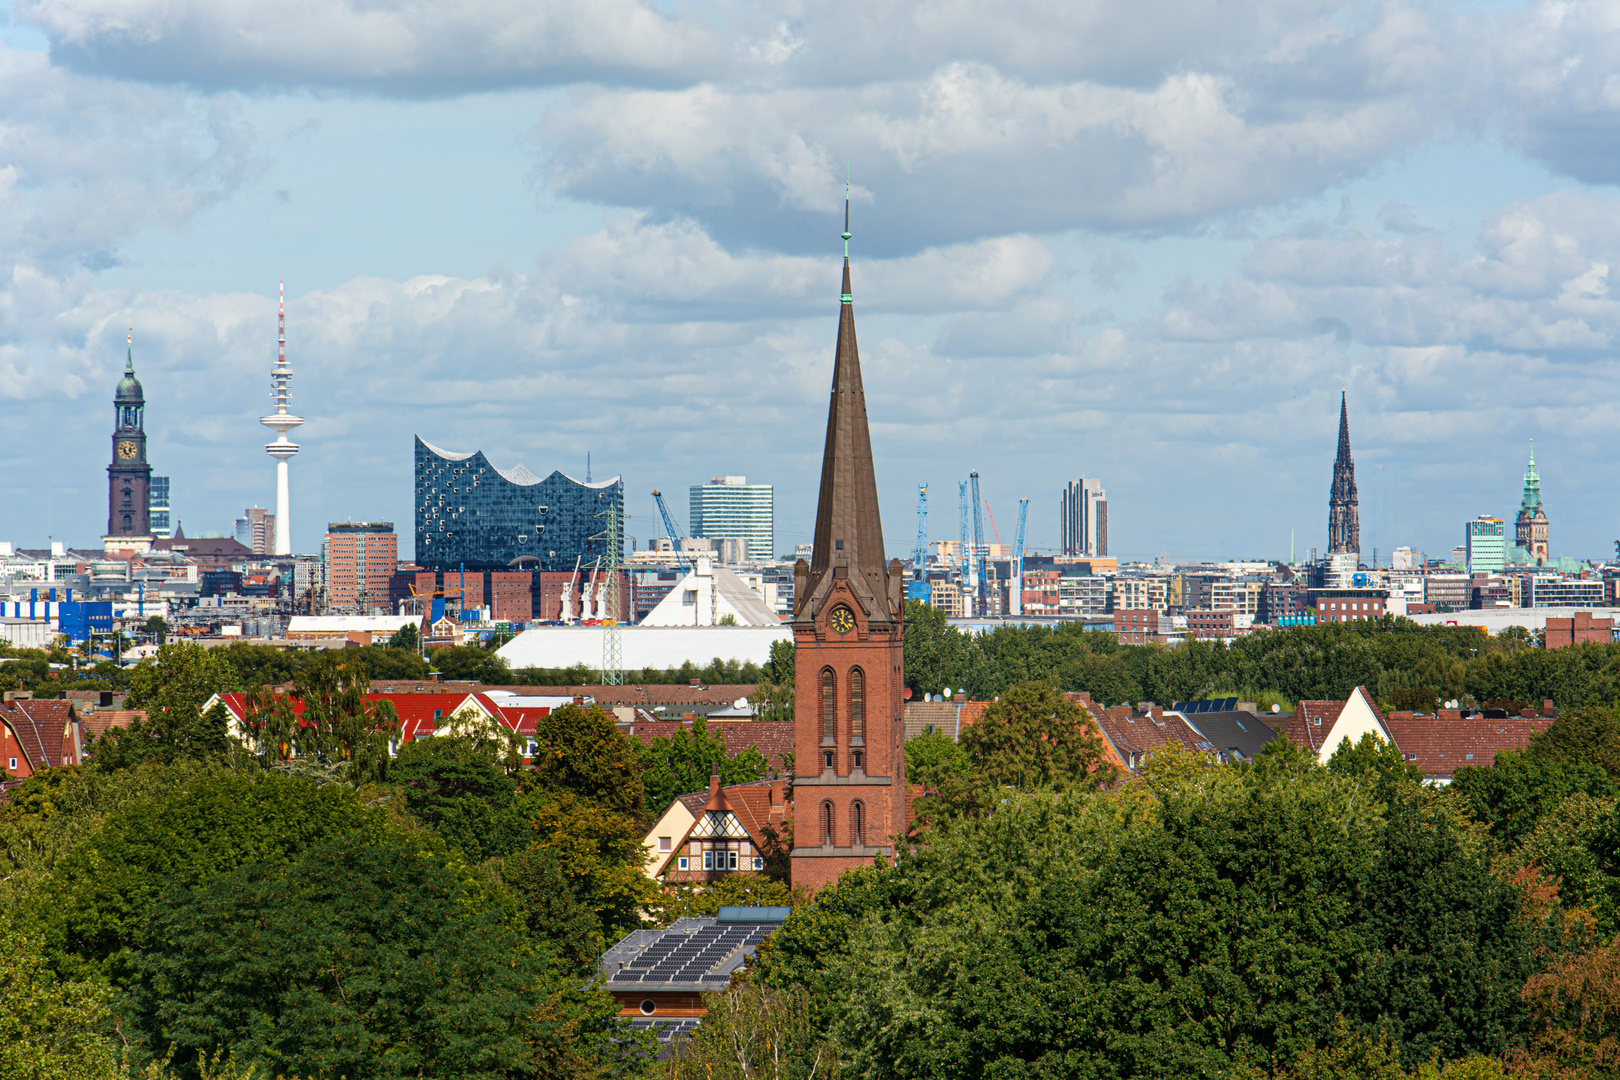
[{"left": 414, "top": 437, "right": 623, "bottom": 571}]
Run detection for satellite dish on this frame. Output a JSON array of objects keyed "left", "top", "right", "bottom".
[
  {"left": 734, "top": 697, "right": 749, "bottom": 710},
  {"left": 1271, "top": 703, "right": 1281, "bottom": 713},
  {"left": 943, "top": 688, "right": 953, "bottom": 699}
]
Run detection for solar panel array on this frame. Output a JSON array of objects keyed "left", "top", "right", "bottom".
[
  {"left": 620, "top": 924, "right": 772, "bottom": 983},
  {"left": 631, "top": 1017, "right": 702, "bottom": 1043},
  {"left": 1173, "top": 697, "right": 1240, "bottom": 714}
]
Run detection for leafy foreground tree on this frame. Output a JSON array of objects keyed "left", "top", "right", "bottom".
[
  {"left": 390, "top": 734, "right": 526, "bottom": 862},
  {"left": 640, "top": 715, "right": 768, "bottom": 818},
  {"left": 957, "top": 680, "right": 1118, "bottom": 793},
  {"left": 32, "top": 768, "right": 384, "bottom": 980},
  {"left": 670, "top": 982, "right": 839, "bottom": 1080},
  {"left": 93, "top": 644, "right": 235, "bottom": 769},
  {"left": 127, "top": 832, "right": 630, "bottom": 1080},
  {"left": 759, "top": 741, "right": 1535, "bottom": 1078},
  {"left": 0, "top": 927, "right": 121, "bottom": 1080}
]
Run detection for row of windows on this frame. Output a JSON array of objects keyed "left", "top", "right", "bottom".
[
  {"left": 819, "top": 800, "right": 866, "bottom": 847},
  {"left": 819, "top": 667, "right": 865, "bottom": 739}
]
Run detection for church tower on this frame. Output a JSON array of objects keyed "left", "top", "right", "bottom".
[
  {"left": 790, "top": 191, "right": 907, "bottom": 896},
  {"left": 1327, "top": 391, "right": 1360, "bottom": 555},
  {"left": 104, "top": 332, "right": 154, "bottom": 555},
  {"left": 1515, "top": 441, "right": 1549, "bottom": 564}
]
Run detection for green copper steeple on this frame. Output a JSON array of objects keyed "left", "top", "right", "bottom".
[{"left": 1521, "top": 441, "right": 1541, "bottom": 511}]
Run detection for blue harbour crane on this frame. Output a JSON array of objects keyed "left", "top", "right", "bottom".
[
  {"left": 970, "top": 472, "right": 987, "bottom": 617},
  {"left": 650, "top": 489, "right": 690, "bottom": 572},
  {"left": 1011, "top": 498, "right": 1029, "bottom": 616},
  {"left": 913, "top": 484, "right": 928, "bottom": 579},
  {"left": 958, "top": 481, "right": 972, "bottom": 597}
]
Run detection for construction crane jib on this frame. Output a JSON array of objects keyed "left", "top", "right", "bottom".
[
  {"left": 1012, "top": 498, "right": 1029, "bottom": 617},
  {"left": 970, "top": 472, "right": 987, "bottom": 617},
  {"left": 957, "top": 482, "right": 972, "bottom": 598},
  {"left": 913, "top": 484, "right": 928, "bottom": 580},
  {"left": 651, "top": 490, "right": 690, "bottom": 572}
]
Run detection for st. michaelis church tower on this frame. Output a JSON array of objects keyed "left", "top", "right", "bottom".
[
  {"left": 790, "top": 192, "right": 908, "bottom": 895},
  {"left": 103, "top": 332, "right": 155, "bottom": 555}
]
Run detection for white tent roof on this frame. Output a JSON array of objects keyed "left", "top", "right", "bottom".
[
  {"left": 496, "top": 626, "right": 789, "bottom": 670},
  {"left": 639, "top": 560, "right": 783, "bottom": 627}
]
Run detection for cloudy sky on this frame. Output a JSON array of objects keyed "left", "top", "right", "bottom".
[{"left": 2, "top": 0, "right": 1619, "bottom": 565}]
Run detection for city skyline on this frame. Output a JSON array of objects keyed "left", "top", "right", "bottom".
[{"left": 5, "top": 3, "right": 1620, "bottom": 562}]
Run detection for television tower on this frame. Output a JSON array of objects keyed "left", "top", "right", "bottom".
[{"left": 261, "top": 281, "right": 303, "bottom": 555}]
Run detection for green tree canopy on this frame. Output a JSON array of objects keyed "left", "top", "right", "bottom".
[
  {"left": 429, "top": 645, "right": 511, "bottom": 684},
  {"left": 763, "top": 750, "right": 1532, "bottom": 1079},
  {"left": 33, "top": 768, "right": 384, "bottom": 979},
  {"left": 93, "top": 643, "right": 235, "bottom": 769},
  {"left": 126, "top": 832, "right": 622, "bottom": 1080},
  {"left": 958, "top": 680, "right": 1117, "bottom": 793},
  {"left": 640, "top": 715, "right": 768, "bottom": 818},
  {"left": 529, "top": 703, "right": 646, "bottom": 818},
  {"left": 389, "top": 734, "right": 525, "bottom": 862}
]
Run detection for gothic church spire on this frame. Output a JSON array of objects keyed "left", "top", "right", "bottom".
[
  {"left": 1328, "top": 390, "right": 1360, "bottom": 554},
  {"left": 796, "top": 180, "right": 898, "bottom": 624}
]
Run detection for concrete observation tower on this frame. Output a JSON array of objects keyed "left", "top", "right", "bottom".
[{"left": 261, "top": 281, "right": 303, "bottom": 555}]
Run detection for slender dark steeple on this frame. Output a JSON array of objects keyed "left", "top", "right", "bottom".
[
  {"left": 796, "top": 179, "right": 899, "bottom": 625},
  {"left": 1328, "top": 390, "right": 1360, "bottom": 554}
]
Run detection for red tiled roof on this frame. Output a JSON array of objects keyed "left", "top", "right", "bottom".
[
  {"left": 0, "top": 700, "right": 75, "bottom": 770},
  {"left": 78, "top": 710, "right": 144, "bottom": 742},
  {"left": 1280, "top": 700, "right": 1348, "bottom": 754},
  {"left": 214, "top": 692, "right": 487, "bottom": 742},
  {"left": 1386, "top": 717, "right": 1550, "bottom": 779}
]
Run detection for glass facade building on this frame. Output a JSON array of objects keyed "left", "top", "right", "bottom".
[
  {"left": 415, "top": 437, "right": 623, "bottom": 570},
  {"left": 689, "top": 476, "right": 774, "bottom": 562},
  {"left": 149, "top": 476, "right": 171, "bottom": 539},
  {"left": 1466, "top": 515, "right": 1506, "bottom": 575}
]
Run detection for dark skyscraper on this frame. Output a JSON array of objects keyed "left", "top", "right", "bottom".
[{"left": 1328, "top": 391, "right": 1360, "bottom": 554}]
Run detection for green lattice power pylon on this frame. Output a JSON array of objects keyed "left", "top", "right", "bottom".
[{"left": 597, "top": 503, "right": 625, "bottom": 685}]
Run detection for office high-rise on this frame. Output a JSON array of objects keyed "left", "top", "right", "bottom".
[
  {"left": 234, "top": 507, "right": 274, "bottom": 556},
  {"left": 1466, "top": 516, "right": 1506, "bottom": 575},
  {"left": 149, "top": 476, "right": 172, "bottom": 539},
  {"left": 1060, "top": 479, "right": 1107, "bottom": 556},
  {"left": 690, "top": 476, "right": 774, "bottom": 562},
  {"left": 325, "top": 522, "right": 398, "bottom": 612}
]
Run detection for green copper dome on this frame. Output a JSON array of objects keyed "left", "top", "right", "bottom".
[{"left": 115, "top": 347, "right": 144, "bottom": 404}]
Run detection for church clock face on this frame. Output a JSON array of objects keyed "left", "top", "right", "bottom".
[
  {"left": 829, "top": 605, "right": 855, "bottom": 634},
  {"left": 117, "top": 440, "right": 138, "bottom": 460}
]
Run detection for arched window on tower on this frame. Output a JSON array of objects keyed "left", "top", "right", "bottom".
[
  {"left": 121, "top": 488, "right": 132, "bottom": 508},
  {"left": 820, "top": 800, "right": 836, "bottom": 846},
  {"left": 850, "top": 801, "right": 865, "bottom": 847},
  {"left": 820, "top": 667, "right": 835, "bottom": 742},
  {"left": 848, "top": 668, "right": 864, "bottom": 740}
]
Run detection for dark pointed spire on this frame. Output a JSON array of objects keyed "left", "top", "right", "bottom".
[
  {"left": 797, "top": 180, "right": 895, "bottom": 623},
  {"left": 1328, "top": 389, "right": 1360, "bottom": 554},
  {"left": 126, "top": 328, "right": 134, "bottom": 373},
  {"left": 1336, "top": 390, "right": 1351, "bottom": 462}
]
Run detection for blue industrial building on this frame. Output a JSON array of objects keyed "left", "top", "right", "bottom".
[{"left": 414, "top": 437, "right": 624, "bottom": 571}]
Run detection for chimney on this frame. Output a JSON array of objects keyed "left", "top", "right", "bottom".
[
  {"left": 1543, "top": 699, "right": 1555, "bottom": 716},
  {"left": 770, "top": 779, "right": 783, "bottom": 808},
  {"left": 709, "top": 772, "right": 722, "bottom": 801},
  {"left": 690, "top": 678, "right": 700, "bottom": 687}
]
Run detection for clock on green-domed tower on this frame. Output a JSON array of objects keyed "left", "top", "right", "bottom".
[{"left": 104, "top": 330, "right": 154, "bottom": 553}]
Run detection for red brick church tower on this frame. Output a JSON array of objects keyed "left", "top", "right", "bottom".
[{"left": 790, "top": 194, "right": 907, "bottom": 895}]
